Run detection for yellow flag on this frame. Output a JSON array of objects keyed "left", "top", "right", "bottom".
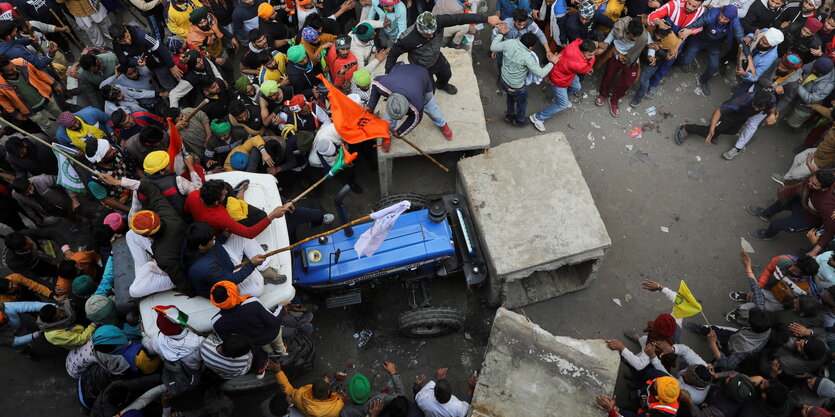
[{"left": 673, "top": 281, "right": 702, "bottom": 319}]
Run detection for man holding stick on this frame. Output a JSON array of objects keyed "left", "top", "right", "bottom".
[{"left": 366, "top": 62, "right": 452, "bottom": 152}]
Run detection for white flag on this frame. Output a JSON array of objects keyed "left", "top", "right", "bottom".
[
  {"left": 52, "top": 145, "right": 85, "bottom": 194},
  {"left": 353, "top": 201, "right": 411, "bottom": 258}
]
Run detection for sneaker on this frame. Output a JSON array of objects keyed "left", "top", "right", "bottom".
[
  {"left": 630, "top": 97, "right": 641, "bottom": 107},
  {"left": 674, "top": 124, "right": 688, "bottom": 145},
  {"left": 647, "top": 86, "right": 657, "bottom": 99},
  {"left": 623, "top": 330, "right": 641, "bottom": 344},
  {"left": 440, "top": 123, "right": 453, "bottom": 140},
  {"left": 569, "top": 92, "right": 580, "bottom": 104},
  {"left": 722, "top": 147, "right": 741, "bottom": 160},
  {"left": 748, "top": 229, "right": 774, "bottom": 240},
  {"left": 684, "top": 322, "right": 710, "bottom": 336},
  {"left": 504, "top": 114, "right": 516, "bottom": 124},
  {"left": 610, "top": 102, "right": 619, "bottom": 117},
  {"left": 261, "top": 268, "right": 288, "bottom": 285},
  {"left": 725, "top": 308, "right": 740, "bottom": 324},
  {"left": 729, "top": 291, "right": 748, "bottom": 302},
  {"left": 699, "top": 81, "right": 711, "bottom": 97},
  {"left": 511, "top": 119, "right": 527, "bottom": 127},
  {"left": 595, "top": 95, "right": 606, "bottom": 106},
  {"left": 529, "top": 114, "right": 545, "bottom": 132},
  {"left": 451, "top": 42, "right": 470, "bottom": 51},
  {"left": 440, "top": 83, "right": 458, "bottom": 95},
  {"left": 565, "top": 100, "right": 573, "bottom": 109},
  {"left": 745, "top": 205, "right": 769, "bottom": 221},
  {"left": 771, "top": 173, "right": 785, "bottom": 186},
  {"left": 322, "top": 213, "right": 335, "bottom": 225}
]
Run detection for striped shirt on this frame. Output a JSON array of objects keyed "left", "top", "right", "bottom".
[{"left": 199, "top": 334, "right": 252, "bottom": 379}]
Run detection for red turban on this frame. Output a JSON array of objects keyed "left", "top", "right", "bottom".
[
  {"left": 156, "top": 312, "right": 183, "bottom": 336},
  {"left": 806, "top": 17, "right": 823, "bottom": 34},
  {"left": 130, "top": 210, "right": 161, "bottom": 236},
  {"left": 653, "top": 314, "right": 677, "bottom": 338}
]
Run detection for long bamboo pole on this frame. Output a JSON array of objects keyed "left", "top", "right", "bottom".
[
  {"left": 0, "top": 117, "right": 100, "bottom": 176},
  {"left": 395, "top": 135, "right": 449, "bottom": 172},
  {"left": 49, "top": 10, "right": 83, "bottom": 48},
  {"left": 235, "top": 214, "right": 372, "bottom": 268}
]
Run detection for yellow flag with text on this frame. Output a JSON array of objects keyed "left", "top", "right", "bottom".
[{"left": 673, "top": 281, "right": 702, "bottom": 319}]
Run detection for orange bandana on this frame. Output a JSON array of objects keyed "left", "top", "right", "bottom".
[{"left": 210, "top": 281, "right": 250, "bottom": 309}]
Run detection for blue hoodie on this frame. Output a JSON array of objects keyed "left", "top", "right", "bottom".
[
  {"left": 232, "top": 0, "right": 266, "bottom": 41},
  {"left": 0, "top": 38, "right": 52, "bottom": 70}
]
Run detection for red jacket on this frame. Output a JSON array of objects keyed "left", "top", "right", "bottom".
[
  {"left": 547, "top": 39, "right": 595, "bottom": 88},
  {"left": 184, "top": 190, "right": 272, "bottom": 239}
]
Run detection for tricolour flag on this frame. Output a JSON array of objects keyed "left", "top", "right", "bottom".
[
  {"left": 327, "top": 145, "right": 358, "bottom": 178},
  {"left": 673, "top": 281, "right": 702, "bottom": 319},
  {"left": 52, "top": 144, "right": 85, "bottom": 194},
  {"left": 316, "top": 74, "right": 390, "bottom": 144},
  {"left": 354, "top": 201, "right": 411, "bottom": 258},
  {"left": 153, "top": 305, "right": 190, "bottom": 326}
]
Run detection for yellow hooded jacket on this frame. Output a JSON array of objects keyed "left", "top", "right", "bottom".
[{"left": 276, "top": 371, "right": 344, "bottom": 417}]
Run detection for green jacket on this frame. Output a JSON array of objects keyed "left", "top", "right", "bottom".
[{"left": 490, "top": 34, "right": 553, "bottom": 89}]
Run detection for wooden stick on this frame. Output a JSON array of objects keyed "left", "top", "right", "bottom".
[
  {"left": 49, "top": 10, "right": 83, "bottom": 48},
  {"left": 183, "top": 99, "right": 210, "bottom": 124},
  {"left": 0, "top": 117, "right": 100, "bottom": 176},
  {"left": 288, "top": 175, "right": 327, "bottom": 206},
  {"left": 235, "top": 214, "right": 372, "bottom": 268},
  {"left": 395, "top": 136, "right": 449, "bottom": 173}
]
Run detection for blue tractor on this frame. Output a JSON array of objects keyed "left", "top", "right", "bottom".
[{"left": 291, "top": 189, "right": 488, "bottom": 337}]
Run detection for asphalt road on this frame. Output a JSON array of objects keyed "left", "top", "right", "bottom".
[{"left": 0, "top": 28, "right": 812, "bottom": 416}]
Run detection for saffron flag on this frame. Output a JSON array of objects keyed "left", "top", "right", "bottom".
[
  {"left": 53, "top": 144, "right": 86, "bottom": 194},
  {"left": 673, "top": 281, "right": 702, "bottom": 319},
  {"left": 316, "top": 74, "right": 390, "bottom": 144},
  {"left": 153, "top": 305, "right": 190, "bottom": 327},
  {"left": 354, "top": 201, "right": 411, "bottom": 258},
  {"left": 166, "top": 117, "right": 184, "bottom": 171},
  {"left": 327, "top": 145, "right": 358, "bottom": 178}
]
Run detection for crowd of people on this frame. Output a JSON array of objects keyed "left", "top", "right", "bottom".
[
  {"left": 4, "top": 0, "right": 835, "bottom": 413},
  {"left": 0, "top": 0, "right": 503, "bottom": 414}
]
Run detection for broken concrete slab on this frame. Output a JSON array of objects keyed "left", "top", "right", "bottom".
[
  {"left": 374, "top": 48, "right": 490, "bottom": 195},
  {"left": 458, "top": 132, "right": 611, "bottom": 307},
  {"left": 471, "top": 307, "right": 620, "bottom": 417}
]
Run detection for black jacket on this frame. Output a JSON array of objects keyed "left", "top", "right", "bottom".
[
  {"left": 5, "top": 136, "right": 58, "bottom": 177},
  {"left": 742, "top": 0, "right": 790, "bottom": 34},
  {"left": 212, "top": 298, "right": 282, "bottom": 345},
  {"left": 286, "top": 61, "right": 324, "bottom": 99},
  {"left": 138, "top": 180, "right": 194, "bottom": 295},
  {"left": 385, "top": 13, "right": 488, "bottom": 71}
]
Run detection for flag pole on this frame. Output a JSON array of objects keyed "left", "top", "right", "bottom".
[
  {"left": 0, "top": 117, "right": 101, "bottom": 176},
  {"left": 394, "top": 135, "right": 450, "bottom": 173},
  {"left": 234, "top": 214, "right": 372, "bottom": 268},
  {"left": 288, "top": 175, "right": 328, "bottom": 206}
]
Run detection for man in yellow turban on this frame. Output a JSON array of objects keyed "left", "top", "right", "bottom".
[{"left": 140, "top": 150, "right": 203, "bottom": 217}]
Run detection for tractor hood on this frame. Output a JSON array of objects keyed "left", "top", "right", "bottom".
[{"left": 293, "top": 209, "right": 455, "bottom": 289}]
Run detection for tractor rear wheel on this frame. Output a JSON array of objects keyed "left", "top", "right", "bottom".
[
  {"left": 374, "top": 193, "right": 432, "bottom": 212},
  {"left": 398, "top": 307, "right": 463, "bottom": 337}
]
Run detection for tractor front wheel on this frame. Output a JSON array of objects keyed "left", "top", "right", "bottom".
[
  {"left": 374, "top": 193, "right": 432, "bottom": 212},
  {"left": 398, "top": 307, "right": 463, "bottom": 337}
]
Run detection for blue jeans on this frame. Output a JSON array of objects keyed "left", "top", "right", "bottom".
[
  {"left": 383, "top": 92, "right": 446, "bottom": 130},
  {"left": 678, "top": 38, "right": 721, "bottom": 85},
  {"left": 501, "top": 81, "right": 528, "bottom": 123},
  {"left": 535, "top": 77, "right": 580, "bottom": 121},
  {"left": 631, "top": 63, "right": 659, "bottom": 104}
]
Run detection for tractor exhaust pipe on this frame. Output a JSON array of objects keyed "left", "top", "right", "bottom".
[{"left": 334, "top": 184, "right": 354, "bottom": 237}]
